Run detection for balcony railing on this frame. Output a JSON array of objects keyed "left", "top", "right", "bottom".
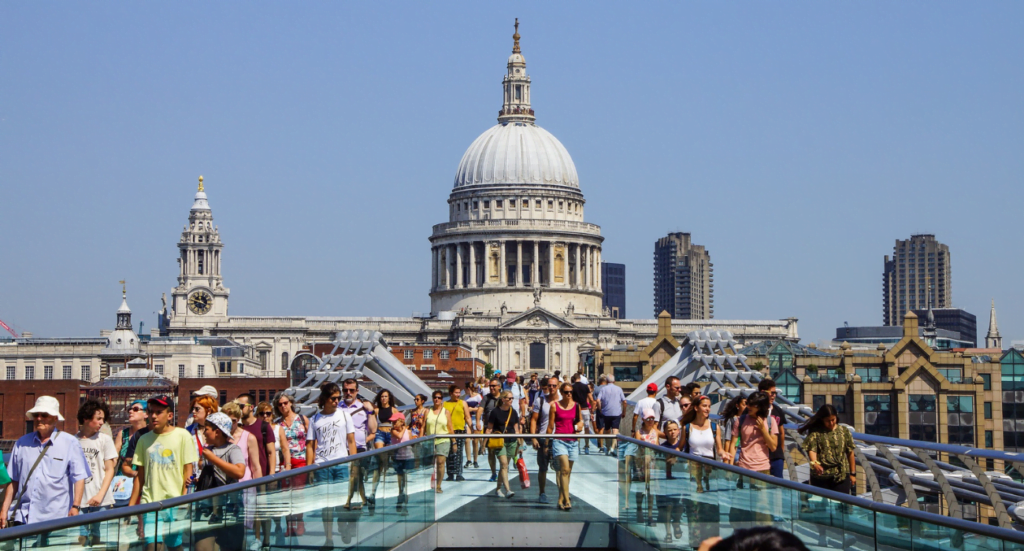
[{"left": 432, "top": 218, "right": 602, "bottom": 236}]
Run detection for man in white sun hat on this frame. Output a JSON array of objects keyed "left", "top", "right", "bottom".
[{"left": 0, "top": 396, "right": 90, "bottom": 529}]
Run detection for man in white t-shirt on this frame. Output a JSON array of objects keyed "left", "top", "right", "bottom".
[
  {"left": 76, "top": 400, "right": 117, "bottom": 547},
  {"left": 529, "top": 376, "right": 560, "bottom": 504},
  {"left": 305, "top": 382, "right": 357, "bottom": 551},
  {"left": 632, "top": 383, "right": 662, "bottom": 437}
]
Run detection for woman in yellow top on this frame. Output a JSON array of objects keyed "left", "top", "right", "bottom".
[
  {"left": 424, "top": 390, "right": 454, "bottom": 493},
  {"left": 442, "top": 384, "right": 473, "bottom": 482}
]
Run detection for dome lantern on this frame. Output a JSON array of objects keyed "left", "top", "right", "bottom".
[{"left": 499, "top": 18, "right": 534, "bottom": 124}]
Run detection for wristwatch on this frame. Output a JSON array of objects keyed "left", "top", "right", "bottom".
[{"left": 71, "top": 505, "right": 80, "bottom": 511}]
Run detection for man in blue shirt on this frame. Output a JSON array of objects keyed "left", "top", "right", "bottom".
[
  {"left": 0, "top": 396, "right": 90, "bottom": 528},
  {"left": 594, "top": 375, "right": 626, "bottom": 455}
]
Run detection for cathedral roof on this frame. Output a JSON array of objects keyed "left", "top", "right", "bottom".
[{"left": 454, "top": 123, "right": 579, "bottom": 189}]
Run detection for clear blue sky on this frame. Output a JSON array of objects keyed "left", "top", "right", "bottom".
[{"left": 1, "top": 3, "right": 1021, "bottom": 346}]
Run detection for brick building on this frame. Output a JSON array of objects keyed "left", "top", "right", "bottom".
[{"left": 0, "top": 379, "right": 86, "bottom": 440}]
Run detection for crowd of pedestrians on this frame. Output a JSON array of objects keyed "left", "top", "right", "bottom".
[{"left": 0, "top": 369, "right": 854, "bottom": 551}]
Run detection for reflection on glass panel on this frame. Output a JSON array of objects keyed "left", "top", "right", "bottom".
[
  {"left": 864, "top": 394, "right": 893, "bottom": 437},
  {"left": 909, "top": 394, "right": 938, "bottom": 443},
  {"left": 947, "top": 396, "right": 975, "bottom": 446}
]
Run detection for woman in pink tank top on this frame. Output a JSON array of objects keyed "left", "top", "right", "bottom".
[{"left": 547, "top": 382, "right": 583, "bottom": 511}]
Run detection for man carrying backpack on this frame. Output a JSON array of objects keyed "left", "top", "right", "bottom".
[{"left": 657, "top": 376, "right": 685, "bottom": 431}]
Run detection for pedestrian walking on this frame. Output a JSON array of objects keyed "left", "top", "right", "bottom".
[
  {"left": 424, "top": 390, "right": 453, "bottom": 493},
  {"left": 593, "top": 374, "right": 626, "bottom": 454},
  {"left": 409, "top": 394, "right": 428, "bottom": 437},
  {"left": 443, "top": 384, "right": 472, "bottom": 482},
  {"left": 112, "top": 399, "right": 149, "bottom": 506},
  {"left": 548, "top": 382, "right": 583, "bottom": 511},
  {"left": 570, "top": 373, "right": 595, "bottom": 454},
  {"left": 530, "top": 375, "right": 559, "bottom": 504},
  {"left": 485, "top": 390, "right": 520, "bottom": 499},
  {"left": 368, "top": 389, "right": 396, "bottom": 505},
  {"left": 129, "top": 395, "right": 198, "bottom": 551},
  {"left": 481, "top": 379, "right": 503, "bottom": 481},
  {"left": 194, "top": 412, "right": 247, "bottom": 551},
  {"left": 305, "top": 382, "right": 357, "bottom": 551},
  {"left": 389, "top": 413, "right": 414, "bottom": 512},
  {"left": 464, "top": 381, "right": 484, "bottom": 470},
  {"left": 798, "top": 404, "right": 855, "bottom": 494},
  {"left": 76, "top": 399, "right": 118, "bottom": 547},
  {"left": 719, "top": 396, "right": 746, "bottom": 465},
  {"left": 274, "top": 394, "right": 309, "bottom": 538},
  {"left": 0, "top": 396, "right": 90, "bottom": 536},
  {"left": 679, "top": 395, "right": 726, "bottom": 492},
  {"left": 758, "top": 379, "right": 787, "bottom": 478},
  {"left": 736, "top": 391, "right": 778, "bottom": 475},
  {"left": 340, "top": 378, "right": 375, "bottom": 509}
]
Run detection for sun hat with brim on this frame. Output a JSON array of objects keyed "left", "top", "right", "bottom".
[
  {"left": 642, "top": 407, "right": 656, "bottom": 421},
  {"left": 389, "top": 411, "right": 405, "bottom": 422},
  {"left": 193, "top": 385, "right": 218, "bottom": 398},
  {"left": 26, "top": 396, "right": 65, "bottom": 421},
  {"left": 205, "top": 412, "right": 233, "bottom": 438}
]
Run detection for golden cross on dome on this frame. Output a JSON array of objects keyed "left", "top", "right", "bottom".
[
  {"left": 198, "top": 175, "right": 204, "bottom": 192},
  {"left": 512, "top": 18, "right": 521, "bottom": 54},
  {"left": 119, "top": 280, "right": 126, "bottom": 296}
]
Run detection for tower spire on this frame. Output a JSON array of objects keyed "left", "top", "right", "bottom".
[
  {"left": 498, "top": 19, "right": 535, "bottom": 124},
  {"left": 198, "top": 175, "right": 204, "bottom": 192},
  {"left": 986, "top": 299, "right": 1002, "bottom": 349},
  {"left": 512, "top": 18, "right": 521, "bottom": 54}
]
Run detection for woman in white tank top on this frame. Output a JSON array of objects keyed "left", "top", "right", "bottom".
[{"left": 678, "top": 396, "right": 725, "bottom": 493}]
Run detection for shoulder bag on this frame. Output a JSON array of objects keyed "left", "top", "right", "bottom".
[
  {"left": 487, "top": 410, "right": 512, "bottom": 449},
  {"left": 7, "top": 443, "right": 51, "bottom": 526}
]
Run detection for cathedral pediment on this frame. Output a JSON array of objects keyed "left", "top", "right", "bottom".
[{"left": 499, "top": 308, "right": 577, "bottom": 330}]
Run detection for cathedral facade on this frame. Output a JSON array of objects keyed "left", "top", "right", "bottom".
[{"left": 163, "top": 25, "right": 799, "bottom": 378}]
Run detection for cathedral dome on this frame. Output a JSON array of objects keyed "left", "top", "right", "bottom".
[{"left": 453, "top": 123, "right": 579, "bottom": 189}]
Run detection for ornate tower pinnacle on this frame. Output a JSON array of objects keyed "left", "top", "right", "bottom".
[
  {"left": 512, "top": 18, "right": 521, "bottom": 54},
  {"left": 498, "top": 19, "right": 535, "bottom": 124},
  {"left": 198, "top": 175, "right": 204, "bottom": 192},
  {"left": 986, "top": 299, "right": 1002, "bottom": 349}
]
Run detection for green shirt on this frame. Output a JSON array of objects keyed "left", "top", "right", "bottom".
[
  {"left": 0, "top": 461, "right": 11, "bottom": 486},
  {"left": 802, "top": 426, "right": 855, "bottom": 482}
]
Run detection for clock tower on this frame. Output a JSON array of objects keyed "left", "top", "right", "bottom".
[{"left": 166, "top": 176, "right": 230, "bottom": 334}]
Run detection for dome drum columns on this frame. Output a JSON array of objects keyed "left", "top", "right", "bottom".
[{"left": 431, "top": 239, "right": 600, "bottom": 294}]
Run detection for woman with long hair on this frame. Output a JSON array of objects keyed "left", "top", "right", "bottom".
[
  {"left": 679, "top": 395, "right": 726, "bottom": 492},
  {"left": 799, "top": 404, "right": 855, "bottom": 494},
  {"left": 720, "top": 395, "right": 747, "bottom": 465},
  {"left": 273, "top": 394, "right": 308, "bottom": 538},
  {"left": 485, "top": 390, "right": 520, "bottom": 499},
  {"left": 409, "top": 394, "right": 428, "bottom": 437},
  {"left": 464, "top": 380, "right": 484, "bottom": 469},
  {"left": 736, "top": 391, "right": 777, "bottom": 474},
  {"left": 367, "top": 389, "right": 396, "bottom": 507},
  {"left": 424, "top": 390, "right": 453, "bottom": 493},
  {"left": 547, "top": 382, "right": 583, "bottom": 510}
]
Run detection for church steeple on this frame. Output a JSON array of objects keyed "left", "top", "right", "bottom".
[
  {"left": 986, "top": 300, "right": 1002, "bottom": 349},
  {"left": 498, "top": 18, "right": 535, "bottom": 124}
]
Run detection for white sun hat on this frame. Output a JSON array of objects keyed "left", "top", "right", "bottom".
[
  {"left": 26, "top": 396, "right": 65, "bottom": 421},
  {"left": 194, "top": 385, "right": 218, "bottom": 398}
]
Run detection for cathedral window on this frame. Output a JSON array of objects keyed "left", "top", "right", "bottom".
[
  {"left": 473, "top": 201, "right": 479, "bottom": 209},
  {"left": 198, "top": 251, "right": 205, "bottom": 275},
  {"left": 496, "top": 200, "right": 503, "bottom": 208},
  {"left": 548, "top": 200, "right": 553, "bottom": 210},
  {"left": 559, "top": 201, "right": 564, "bottom": 210},
  {"left": 535, "top": 199, "right": 541, "bottom": 209},
  {"left": 484, "top": 200, "right": 490, "bottom": 209}
]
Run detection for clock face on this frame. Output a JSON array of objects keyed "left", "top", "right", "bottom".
[{"left": 188, "top": 291, "right": 212, "bottom": 315}]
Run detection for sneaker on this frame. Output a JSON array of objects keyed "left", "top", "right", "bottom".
[
  {"left": 496, "top": 489, "right": 506, "bottom": 498},
  {"left": 489, "top": 473, "right": 497, "bottom": 482},
  {"left": 473, "top": 461, "right": 479, "bottom": 468},
  {"left": 598, "top": 447, "right": 607, "bottom": 454},
  {"left": 456, "top": 475, "right": 466, "bottom": 482},
  {"left": 538, "top": 493, "right": 550, "bottom": 504},
  {"left": 506, "top": 491, "right": 515, "bottom": 499},
  {"left": 583, "top": 447, "right": 590, "bottom": 455},
  {"left": 249, "top": 540, "right": 263, "bottom": 551},
  {"left": 367, "top": 495, "right": 376, "bottom": 506}
]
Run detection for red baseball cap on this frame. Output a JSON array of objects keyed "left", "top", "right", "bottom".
[{"left": 646, "top": 383, "right": 659, "bottom": 393}]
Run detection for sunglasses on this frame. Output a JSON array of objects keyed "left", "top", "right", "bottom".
[
  {"left": 260, "top": 411, "right": 273, "bottom": 417},
  {"left": 328, "top": 395, "right": 342, "bottom": 402},
  {"left": 432, "top": 396, "right": 443, "bottom": 400},
  {"left": 129, "top": 406, "right": 145, "bottom": 413},
  {"left": 192, "top": 406, "right": 203, "bottom": 412},
  {"left": 343, "top": 388, "right": 358, "bottom": 394}
]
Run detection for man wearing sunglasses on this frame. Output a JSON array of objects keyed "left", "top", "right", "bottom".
[
  {"left": 480, "top": 379, "right": 503, "bottom": 482},
  {"left": 340, "top": 378, "right": 376, "bottom": 510}
]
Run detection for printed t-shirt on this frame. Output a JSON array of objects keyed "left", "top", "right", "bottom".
[
  {"left": 307, "top": 409, "right": 355, "bottom": 464},
  {"left": 79, "top": 431, "right": 118, "bottom": 507},
  {"left": 242, "top": 418, "right": 276, "bottom": 481},
  {"left": 596, "top": 384, "right": 625, "bottom": 417},
  {"left": 737, "top": 415, "right": 777, "bottom": 472},
  {"left": 133, "top": 428, "right": 199, "bottom": 503}
]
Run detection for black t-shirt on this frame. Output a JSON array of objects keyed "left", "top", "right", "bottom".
[
  {"left": 571, "top": 382, "right": 591, "bottom": 410},
  {"left": 122, "top": 427, "right": 151, "bottom": 471},
  {"left": 768, "top": 405, "right": 785, "bottom": 461},
  {"left": 487, "top": 408, "right": 519, "bottom": 434}
]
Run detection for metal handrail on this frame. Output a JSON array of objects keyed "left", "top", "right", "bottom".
[
  {"left": 4, "top": 434, "right": 1024, "bottom": 545},
  {"left": 618, "top": 435, "right": 1024, "bottom": 545}
]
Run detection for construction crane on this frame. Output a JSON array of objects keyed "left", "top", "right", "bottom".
[{"left": 0, "top": 319, "right": 19, "bottom": 338}]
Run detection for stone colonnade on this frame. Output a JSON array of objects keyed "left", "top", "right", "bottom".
[{"left": 431, "top": 240, "right": 601, "bottom": 292}]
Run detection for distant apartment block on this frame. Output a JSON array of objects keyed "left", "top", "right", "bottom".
[
  {"left": 883, "top": 234, "right": 951, "bottom": 326},
  {"left": 601, "top": 262, "right": 626, "bottom": 319},
  {"left": 653, "top": 232, "right": 713, "bottom": 319}
]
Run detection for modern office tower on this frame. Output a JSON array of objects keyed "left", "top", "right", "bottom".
[
  {"left": 910, "top": 308, "right": 977, "bottom": 347},
  {"left": 601, "top": 262, "right": 626, "bottom": 319},
  {"left": 883, "top": 234, "right": 951, "bottom": 327},
  {"left": 653, "top": 232, "right": 713, "bottom": 319}
]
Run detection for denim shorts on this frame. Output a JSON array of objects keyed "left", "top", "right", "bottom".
[
  {"left": 552, "top": 439, "right": 579, "bottom": 462},
  {"left": 313, "top": 464, "right": 350, "bottom": 485},
  {"left": 374, "top": 428, "right": 392, "bottom": 445},
  {"left": 78, "top": 505, "right": 111, "bottom": 537}
]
